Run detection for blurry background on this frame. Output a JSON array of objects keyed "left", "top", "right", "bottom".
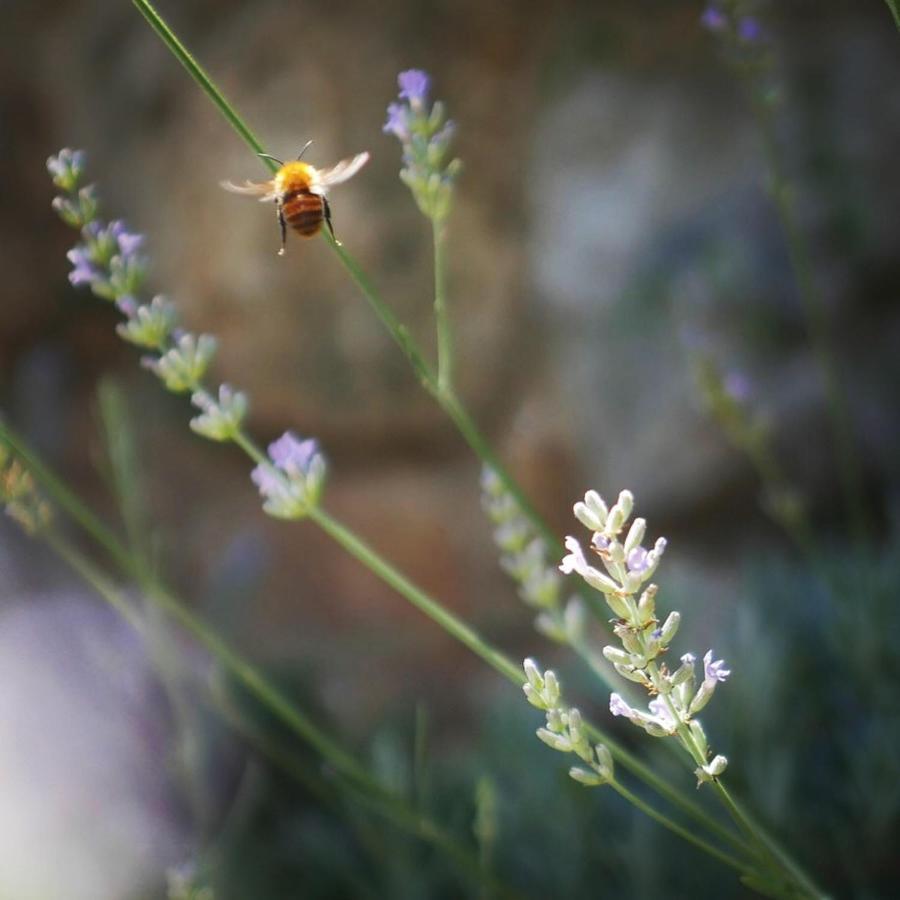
[{"left": 1, "top": 0, "right": 899, "bottom": 897}]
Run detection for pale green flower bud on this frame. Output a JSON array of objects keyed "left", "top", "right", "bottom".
[
  {"left": 624, "top": 518, "right": 646, "bottom": 555},
  {"left": 568, "top": 766, "right": 605, "bottom": 787},
  {"left": 189, "top": 385, "right": 249, "bottom": 442},
  {"left": 536, "top": 727, "right": 571, "bottom": 753},
  {"left": 523, "top": 658, "right": 544, "bottom": 691},
  {"left": 116, "top": 295, "right": 177, "bottom": 349},
  {"left": 658, "top": 611, "right": 681, "bottom": 646}
]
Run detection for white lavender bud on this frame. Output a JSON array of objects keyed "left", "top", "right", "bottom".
[
  {"left": 657, "top": 611, "right": 681, "bottom": 647},
  {"left": 623, "top": 518, "right": 646, "bottom": 555},
  {"left": 568, "top": 766, "right": 605, "bottom": 786},
  {"left": 150, "top": 333, "right": 217, "bottom": 393},
  {"left": 116, "top": 295, "right": 177, "bottom": 349},
  {"left": 189, "top": 385, "right": 249, "bottom": 442}
]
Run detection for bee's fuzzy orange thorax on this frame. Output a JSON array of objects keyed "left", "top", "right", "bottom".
[{"left": 275, "top": 161, "right": 316, "bottom": 194}]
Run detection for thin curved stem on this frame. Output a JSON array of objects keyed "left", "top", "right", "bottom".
[
  {"left": 609, "top": 779, "right": 751, "bottom": 877},
  {"left": 432, "top": 219, "right": 453, "bottom": 394},
  {"left": 885, "top": 0, "right": 900, "bottom": 30}
]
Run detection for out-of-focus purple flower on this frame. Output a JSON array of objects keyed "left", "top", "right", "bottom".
[
  {"left": 66, "top": 247, "right": 98, "bottom": 286},
  {"left": 397, "top": 69, "right": 429, "bottom": 106},
  {"left": 703, "top": 650, "right": 731, "bottom": 684},
  {"left": 701, "top": 5, "right": 728, "bottom": 31},
  {"left": 609, "top": 693, "right": 634, "bottom": 719},
  {"left": 268, "top": 432, "right": 319, "bottom": 476},
  {"left": 627, "top": 546, "right": 649, "bottom": 574},
  {"left": 738, "top": 16, "right": 763, "bottom": 42},
  {"left": 724, "top": 371, "right": 752, "bottom": 402},
  {"left": 383, "top": 102, "right": 410, "bottom": 140}
]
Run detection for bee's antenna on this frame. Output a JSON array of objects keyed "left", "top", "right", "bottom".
[
  {"left": 258, "top": 152, "right": 285, "bottom": 166},
  {"left": 296, "top": 140, "right": 314, "bottom": 160}
]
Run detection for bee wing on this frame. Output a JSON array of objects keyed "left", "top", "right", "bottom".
[
  {"left": 220, "top": 179, "right": 278, "bottom": 202},
  {"left": 311, "top": 152, "right": 370, "bottom": 193}
]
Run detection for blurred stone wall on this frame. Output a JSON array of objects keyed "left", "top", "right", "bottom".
[{"left": 1, "top": 0, "right": 899, "bottom": 726}]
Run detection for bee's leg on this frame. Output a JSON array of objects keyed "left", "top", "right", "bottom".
[
  {"left": 276, "top": 201, "right": 287, "bottom": 256},
  {"left": 323, "top": 197, "right": 341, "bottom": 246}
]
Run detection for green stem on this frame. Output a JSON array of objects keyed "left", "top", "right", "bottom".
[
  {"left": 885, "top": 0, "right": 900, "bottom": 30},
  {"left": 609, "top": 779, "right": 751, "bottom": 877},
  {"left": 132, "top": 0, "right": 274, "bottom": 170},
  {"left": 750, "top": 93, "right": 868, "bottom": 551},
  {"left": 714, "top": 782, "right": 825, "bottom": 899},
  {"left": 432, "top": 219, "right": 453, "bottom": 394}
]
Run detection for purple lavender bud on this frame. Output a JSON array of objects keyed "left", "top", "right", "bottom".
[
  {"left": 115, "top": 227, "right": 144, "bottom": 258},
  {"left": 66, "top": 247, "right": 98, "bottom": 286},
  {"left": 250, "top": 464, "right": 282, "bottom": 496},
  {"left": 737, "top": 16, "right": 763, "bottom": 42},
  {"left": 700, "top": 6, "right": 728, "bottom": 31},
  {"left": 592, "top": 534, "right": 610, "bottom": 551},
  {"left": 116, "top": 295, "right": 139, "bottom": 317},
  {"left": 397, "top": 69, "right": 430, "bottom": 106},
  {"left": 268, "top": 432, "right": 319, "bottom": 475},
  {"left": 626, "top": 546, "right": 649, "bottom": 574},
  {"left": 383, "top": 102, "right": 410, "bottom": 141}
]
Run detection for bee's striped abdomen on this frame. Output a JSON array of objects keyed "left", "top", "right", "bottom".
[{"left": 282, "top": 189, "right": 324, "bottom": 237}]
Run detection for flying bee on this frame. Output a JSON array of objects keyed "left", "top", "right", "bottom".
[{"left": 221, "top": 142, "right": 370, "bottom": 255}]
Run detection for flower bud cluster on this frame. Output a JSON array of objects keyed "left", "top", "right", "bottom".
[
  {"left": 0, "top": 442, "right": 52, "bottom": 535},
  {"left": 383, "top": 69, "right": 462, "bottom": 223},
  {"left": 250, "top": 432, "right": 327, "bottom": 520},
  {"left": 522, "top": 658, "right": 614, "bottom": 788},
  {"left": 47, "top": 150, "right": 213, "bottom": 397},
  {"left": 48, "top": 149, "right": 327, "bottom": 519},
  {"left": 480, "top": 466, "right": 585, "bottom": 645},
  {"left": 561, "top": 489, "right": 731, "bottom": 785}
]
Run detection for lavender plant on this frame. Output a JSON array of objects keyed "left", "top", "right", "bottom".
[
  {"left": 44, "top": 141, "right": 764, "bottom": 889},
  {"left": 18, "top": 1, "right": 839, "bottom": 895}
]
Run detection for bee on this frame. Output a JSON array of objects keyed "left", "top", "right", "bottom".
[{"left": 221, "top": 141, "right": 369, "bottom": 255}]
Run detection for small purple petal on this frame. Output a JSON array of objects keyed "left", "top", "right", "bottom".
[
  {"left": 627, "top": 546, "right": 649, "bottom": 574},
  {"left": 66, "top": 247, "right": 97, "bottom": 286},
  {"left": 268, "top": 432, "right": 318, "bottom": 475},
  {"left": 592, "top": 534, "right": 610, "bottom": 551},
  {"left": 397, "top": 69, "right": 429, "bottom": 105},
  {"left": 383, "top": 102, "right": 410, "bottom": 140},
  {"left": 117, "top": 231, "right": 144, "bottom": 257},
  {"left": 703, "top": 650, "right": 731, "bottom": 683},
  {"left": 251, "top": 463, "right": 281, "bottom": 496},
  {"left": 609, "top": 693, "right": 633, "bottom": 718}
]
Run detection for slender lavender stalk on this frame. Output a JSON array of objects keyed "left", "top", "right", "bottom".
[
  {"left": 383, "top": 69, "right": 461, "bottom": 394},
  {"left": 700, "top": 1, "right": 869, "bottom": 551}
]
